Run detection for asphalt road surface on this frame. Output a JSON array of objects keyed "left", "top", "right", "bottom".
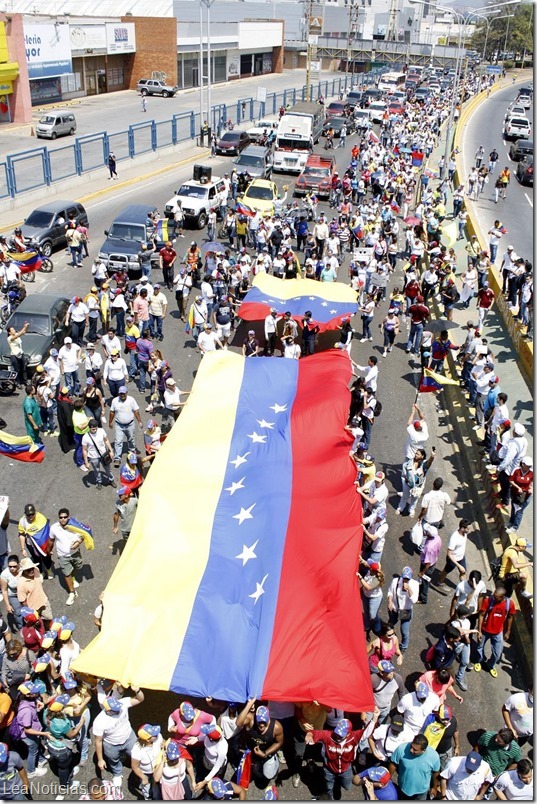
[
  {"left": 0, "top": 104, "right": 528, "bottom": 800},
  {"left": 459, "top": 80, "right": 533, "bottom": 258}
]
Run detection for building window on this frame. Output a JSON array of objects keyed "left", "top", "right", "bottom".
[
  {"left": 214, "top": 54, "right": 226, "bottom": 83},
  {"left": 107, "top": 67, "right": 124, "bottom": 87}
]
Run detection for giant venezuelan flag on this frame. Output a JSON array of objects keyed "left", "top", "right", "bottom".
[
  {"left": 74, "top": 350, "right": 373, "bottom": 710},
  {"left": 238, "top": 273, "right": 358, "bottom": 332}
]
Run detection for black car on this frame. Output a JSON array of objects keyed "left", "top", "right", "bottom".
[
  {"left": 362, "top": 88, "right": 382, "bottom": 107},
  {"left": 509, "top": 139, "right": 533, "bottom": 161},
  {"left": 322, "top": 117, "right": 354, "bottom": 137},
  {"left": 21, "top": 200, "right": 88, "bottom": 257},
  {"left": 0, "top": 294, "right": 69, "bottom": 372},
  {"left": 215, "top": 130, "right": 251, "bottom": 156},
  {"left": 516, "top": 157, "right": 533, "bottom": 186}
]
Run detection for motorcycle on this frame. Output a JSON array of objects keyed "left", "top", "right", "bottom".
[
  {"left": 7, "top": 238, "right": 54, "bottom": 283},
  {"left": 0, "top": 369, "right": 17, "bottom": 395}
]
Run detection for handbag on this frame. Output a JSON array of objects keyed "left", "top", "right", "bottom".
[{"left": 88, "top": 433, "right": 112, "bottom": 467}]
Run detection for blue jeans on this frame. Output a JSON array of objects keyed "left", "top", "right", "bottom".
[
  {"left": 508, "top": 496, "right": 531, "bottom": 530},
  {"left": 7, "top": 592, "right": 23, "bottom": 631},
  {"left": 138, "top": 361, "right": 149, "bottom": 393},
  {"left": 361, "top": 417, "right": 373, "bottom": 449},
  {"left": 64, "top": 369, "right": 79, "bottom": 395},
  {"left": 476, "top": 630, "right": 503, "bottom": 670},
  {"left": 114, "top": 310, "right": 125, "bottom": 337},
  {"left": 113, "top": 421, "right": 136, "bottom": 461},
  {"left": 141, "top": 263, "right": 152, "bottom": 280},
  {"left": 128, "top": 350, "right": 139, "bottom": 378},
  {"left": 361, "top": 315, "right": 373, "bottom": 339},
  {"left": 490, "top": 243, "right": 498, "bottom": 263},
  {"left": 39, "top": 406, "right": 55, "bottom": 434},
  {"left": 76, "top": 708, "right": 91, "bottom": 762},
  {"left": 388, "top": 608, "right": 413, "bottom": 651},
  {"left": 103, "top": 731, "right": 137, "bottom": 777},
  {"left": 363, "top": 593, "right": 383, "bottom": 634},
  {"left": 73, "top": 431, "right": 84, "bottom": 467},
  {"left": 89, "top": 457, "right": 114, "bottom": 486},
  {"left": 454, "top": 641, "right": 471, "bottom": 683},
  {"left": 323, "top": 765, "right": 353, "bottom": 799},
  {"left": 22, "top": 734, "right": 41, "bottom": 773},
  {"left": 149, "top": 314, "right": 163, "bottom": 338},
  {"left": 107, "top": 379, "right": 123, "bottom": 399},
  {"left": 70, "top": 245, "right": 82, "bottom": 266},
  {"left": 406, "top": 322, "right": 424, "bottom": 354}
]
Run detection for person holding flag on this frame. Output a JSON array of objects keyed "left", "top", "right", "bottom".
[
  {"left": 50, "top": 508, "right": 93, "bottom": 607},
  {"left": 18, "top": 504, "right": 53, "bottom": 580}
]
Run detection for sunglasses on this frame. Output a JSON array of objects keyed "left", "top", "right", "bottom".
[{"left": 8, "top": 564, "right": 18, "bottom": 569}]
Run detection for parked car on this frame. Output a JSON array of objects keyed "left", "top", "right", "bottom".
[
  {"left": 509, "top": 139, "right": 533, "bottom": 161},
  {"left": 387, "top": 101, "right": 405, "bottom": 116},
  {"left": 215, "top": 130, "right": 251, "bottom": 156},
  {"left": 136, "top": 79, "right": 178, "bottom": 97},
  {"left": 504, "top": 104, "right": 527, "bottom": 120},
  {"left": 517, "top": 87, "right": 533, "bottom": 108},
  {"left": 516, "top": 156, "right": 533, "bottom": 186},
  {"left": 246, "top": 120, "right": 278, "bottom": 143},
  {"left": 21, "top": 200, "right": 88, "bottom": 257},
  {"left": 0, "top": 295, "right": 69, "bottom": 372},
  {"left": 325, "top": 101, "right": 350, "bottom": 119},
  {"left": 503, "top": 116, "right": 531, "bottom": 140},
  {"left": 362, "top": 88, "right": 382, "bottom": 106},
  {"left": 35, "top": 111, "right": 76, "bottom": 140},
  {"left": 294, "top": 154, "right": 336, "bottom": 199},
  {"left": 232, "top": 145, "right": 273, "bottom": 179},
  {"left": 346, "top": 90, "right": 363, "bottom": 108},
  {"left": 368, "top": 101, "right": 387, "bottom": 123}
]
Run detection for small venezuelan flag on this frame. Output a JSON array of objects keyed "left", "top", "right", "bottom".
[{"left": 0, "top": 432, "right": 45, "bottom": 463}]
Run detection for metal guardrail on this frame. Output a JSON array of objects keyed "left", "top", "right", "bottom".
[{"left": 0, "top": 75, "right": 353, "bottom": 201}]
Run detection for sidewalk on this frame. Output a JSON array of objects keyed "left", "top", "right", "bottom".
[{"left": 417, "top": 110, "right": 533, "bottom": 677}]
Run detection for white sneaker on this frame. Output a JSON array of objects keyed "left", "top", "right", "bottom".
[
  {"left": 28, "top": 767, "right": 47, "bottom": 777},
  {"left": 72, "top": 766, "right": 80, "bottom": 776},
  {"left": 70, "top": 781, "right": 81, "bottom": 791},
  {"left": 113, "top": 776, "right": 123, "bottom": 788},
  {"left": 72, "top": 578, "right": 80, "bottom": 589},
  {"left": 79, "top": 464, "right": 89, "bottom": 472},
  {"left": 66, "top": 592, "right": 76, "bottom": 606}
]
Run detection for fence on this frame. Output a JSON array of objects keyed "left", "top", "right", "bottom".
[{"left": 0, "top": 74, "right": 355, "bottom": 201}]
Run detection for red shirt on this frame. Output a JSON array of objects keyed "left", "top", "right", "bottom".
[
  {"left": 159, "top": 247, "right": 177, "bottom": 266},
  {"left": 477, "top": 288, "right": 494, "bottom": 309},
  {"left": 480, "top": 595, "right": 515, "bottom": 635},
  {"left": 311, "top": 729, "right": 363, "bottom": 774},
  {"left": 405, "top": 280, "right": 420, "bottom": 299},
  {"left": 509, "top": 467, "right": 533, "bottom": 494},
  {"left": 408, "top": 303, "right": 430, "bottom": 325}
]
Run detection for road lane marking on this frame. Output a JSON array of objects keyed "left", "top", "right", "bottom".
[{"left": 524, "top": 192, "right": 533, "bottom": 207}]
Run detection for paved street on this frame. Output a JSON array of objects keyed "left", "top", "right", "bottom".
[{"left": 0, "top": 76, "right": 532, "bottom": 800}]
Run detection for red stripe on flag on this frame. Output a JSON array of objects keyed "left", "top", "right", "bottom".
[
  {"left": 262, "top": 351, "right": 373, "bottom": 710},
  {"left": 237, "top": 301, "right": 272, "bottom": 321}
]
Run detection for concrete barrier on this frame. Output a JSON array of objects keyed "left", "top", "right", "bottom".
[{"left": 453, "top": 74, "right": 533, "bottom": 388}]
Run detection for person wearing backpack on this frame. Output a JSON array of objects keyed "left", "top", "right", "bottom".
[
  {"left": 474, "top": 585, "right": 515, "bottom": 678},
  {"left": 9, "top": 681, "right": 48, "bottom": 778}
]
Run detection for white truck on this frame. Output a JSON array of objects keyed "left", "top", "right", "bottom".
[
  {"left": 272, "top": 101, "right": 325, "bottom": 174},
  {"left": 164, "top": 174, "right": 228, "bottom": 229}
]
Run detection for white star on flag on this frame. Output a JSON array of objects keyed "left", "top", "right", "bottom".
[
  {"left": 308, "top": 296, "right": 315, "bottom": 300},
  {"left": 225, "top": 477, "right": 245, "bottom": 495},
  {"left": 257, "top": 419, "right": 275, "bottom": 429},
  {"left": 230, "top": 452, "right": 250, "bottom": 468},
  {"left": 233, "top": 503, "right": 256, "bottom": 525},
  {"left": 330, "top": 309, "right": 337, "bottom": 314},
  {"left": 236, "top": 540, "right": 259, "bottom": 566},
  {"left": 321, "top": 302, "right": 328, "bottom": 307},
  {"left": 270, "top": 403, "right": 287, "bottom": 414},
  {"left": 247, "top": 432, "right": 267, "bottom": 443},
  {"left": 249, "top": 573, "right": 269, "bottom": 604}
]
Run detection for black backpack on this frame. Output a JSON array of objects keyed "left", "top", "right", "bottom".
[{"left": 373, "top": 400, "right": 382, "bottom": 417}]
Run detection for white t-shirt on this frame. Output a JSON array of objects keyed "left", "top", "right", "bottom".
[
  {"left": 163, "top": 387, "right": 182, "bottom": 411},
  {"left": 447, "top": 529, "right": 467, "bottom": 562},
  {"left": 453, "top": 578, "right": 487, "bottom": 614},
  {"left": 203, "top": 736, "right": 229, "bottom": 780},
  {"left": 69, "top": 302, "right": 88, "bottom": 323},
  {"left": 49, "top": 522, "right": 81, "bottom": 558},
  {"left": 58, "top": 344, "right": 81, "bottom": 373},
  {"left": 218, "top": 711, "right": 240, "bottom": 740},
  {"left": 283, "top": 342, "right": 301, "bottom": 359},
  {"left": 494, "top": 769, "right": 533, "bottom": 800},
  {"left": 397, "top": 691, "right": 440, "bottom": 735},
  {"left": 404, "top": 423, "right": 429, "bottom": 459},
  {"left": 421, "top": 489, "right": 451, "bottom": 523},
  {"left": 198, "top": 332, "right": 220, "bottom": 353},
  {"left": 131, "top": 734, "right": 164, "bottom": 774},
  {"left": 59, "top": 639, "right": 80, "bottom": 676},
  {"left": 44, "top": 357, "right": 61, "bottom": 388},
  {"left": 502, "top": 692, "right": 533, "bottom": 737},
  {"left": 365, "top": 480, "right": 389, "bottom": 508},
  {"left": 441, "top": 755, "right": 493, "bottom": 800},
  {"left": 101, "top": 335, "right": 122, "bottom": 357},
  {"left": 92, "top": 697, "right": 134, "bottom": 745},
  {"left": 0, "top": 567, "right": 20, "bottom": 596},
  {"left": 371, "top": 723, "right": 415, "bottom": 760},
  {"left": 82, "top": 428, "right": 109, "bottom": 462},
  {"left": 368, "top": 521, "right": 388, "bottom": 554}
]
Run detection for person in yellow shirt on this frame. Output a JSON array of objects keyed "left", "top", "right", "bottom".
[
  {"left": 498, "top": 537, "right": 533, "bottom": 597},
  {"left": 124, "top": 317, "right": 140, "bottom": 380}
]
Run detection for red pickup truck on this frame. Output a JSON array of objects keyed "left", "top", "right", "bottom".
[{"left": 294, "top": 154, "right": 336, "bottom": 200}]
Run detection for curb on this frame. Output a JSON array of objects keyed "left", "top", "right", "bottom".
[{"left": 452, "top": 75, "right": 533, "bottom": 387}]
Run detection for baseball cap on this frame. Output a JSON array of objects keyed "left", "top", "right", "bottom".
[
  {"left": 86, "top": 377, "right": 95, "bottom": 386},
  {"left": 50, "top": 348, "right": 59, "bottom": 356},
  {"left": 51, "top": 615, "right": 68, "bottom": 632},
  {"left": 513, "top": 423, "right": 526, "bottom": 436},
  {"left": 165, "top": 377, "right": 176, "bottom": 386},
  {"left": 520, "top": 456, "right": 533, "bottom": 467},
  {"left": 35, "top": 365, "right": 44, "bottom": 373},
  {"left": 196, "top": 295, "right": 202, "bottom": 302},
  {"left": 465, "top": 320, "right": 475, "bottom": 329},
  {"left": 138, "top": 724, "right": 161, "bottom": 740},
  {"left": 62, "top": 671, "right": 78, "bottom": 690},
  {"left": 0, "top": 743, "right": 8, "bottom": 764},
  {"left": 367, "top": 559, "right": 380, "bottom": 572},
  {"left": 21, "top": 607, "right": 39, "bottom": 624},
  {"left": 367, "top": 766, "right": 391, "bottom": 785},
  {"left": 140, "top": 276, "right": 148, "bottom": 282},
  {"left": 18, "top": 682, "right": 41, "bottom": 696},
  {"left": 378, "top": 660, "right": 394, "bottom": 674},
  {"left": 515, "top": 537, "right": 531, "bottom": 548},
  {"left": 465, "top": 751, "right": 482, "bottom": 772},
  {"left": 103, "top": 697, "right": 122, "bottom": 713},
  {"left": 118, "top": 385, "right": 128, "bottom": 394},
  {"left": 201, "top": 724, "right": 223, "bottom": 741},
  {"left": 59, "top": 621, "right": 75, "bottom": 641},
  {"left": 179, "top": 701, "right": 195, "bottom": 721},
  {"left": 248, "top": 330, "right": 255, "bottom": 335},
  {"left": 207, "top": 779, "right": 229, "bottom": 800},
  {"left": 437, "top": 704, "right": 452, "bottom": 722},
  {"left": 41, "top": 630, "right": 57, "bottom": 649},
  {"left": 86, "top": 342, "right": 95, "bottom": 349},
  {"left": 507, "top": 245, "right": 513, "bottom": 250},
  {"left": 256, "top": 706, "right": 270, "bottom": 724},
  {"left": 415, "top": 682, "right": 429, "bottom": 700},
  {"left": 334, "top": 718, "right": 352, "bottom": 738},
  {"left": 110, "top": 348, "right": 119, "bottom": 355},
  {"left": 154, "top": 283, "right": 161, "bottom": 289},
  {"left": 166, "top": 741, "right": 181, "bottom": 761},
  {"left": 401, "top": 566, "right": 413, "bottom": 580},
  {"left": 375, "top": 471, "right": 385, "bottom": 481},
  {"left": 33, "top": 653, "right": 51, "bottom": 674},
  {"left": 117, "top": 486, "right": 131, "bottom": 497},
  {"left": 390, "top": 714, "right": 405, "bottom": 732},
  {"left": 204, "top": 322, "right": 213, "bottom": 329},
  {"left": 413, "top": 420, "right": 422, "bottom": 430},
  {"left": 64, "top": 337, "right": 72, "bottom": 344},
  {"left": 72, "top": 297, "right": 80, "bottom": 304},
  {"left": 263, "top": 786, "right": 279, "bottom": 800},
  {"left": 49, "top": 693, "right": 71, "bottom": 712}
]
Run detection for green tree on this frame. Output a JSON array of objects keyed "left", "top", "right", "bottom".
[{"left": 469, "top": 2, "right": 533, "bottom": 61}]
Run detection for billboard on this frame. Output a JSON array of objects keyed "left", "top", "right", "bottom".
[
  {"left": 70, "top": 24, "right": 107, "bottom": 53},
  {"left": 24, "top": 22, "right": 72, "bottom": 79},
  {"left": 106, "top": 23, "right": 136, "bottom": 54}
]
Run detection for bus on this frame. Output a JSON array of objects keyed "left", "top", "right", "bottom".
[
  {"left": 272, "top": 102, "right": 325, "bottom": 173},
  {"left": 378, "top": 72, "right": 406, "bottom": 94}
]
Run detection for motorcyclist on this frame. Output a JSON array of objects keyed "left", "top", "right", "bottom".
[{"left": 11, "top": 227, "right": 27, "bottom": 253}]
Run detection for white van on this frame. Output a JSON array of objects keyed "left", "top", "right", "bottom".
[{"left": 35, "top": 112, "right": 77, "bottom": 140}]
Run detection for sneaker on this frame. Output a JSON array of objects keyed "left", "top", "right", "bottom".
[
  {"left": 110, "top": 478, "right": 117, "bottom": 489},
  {"left": 72, "top": 579, "right": 80, "bottom": 589},
  {"left": 66, "top": 592, "right": 76, "bottom": 606},
  {"left": 456, "top": 677, "right": 468, "bottom": 691},
  {"left": 368, "top": 337, "right": 373, "bottom": 341},
  {"left": 292, "top": 773, "right": 300, "bottom": 788},
  {"left": 277, "top": 750, "right": 286, "bottom": 764},
  {"left": 489, "top": 667, "right": 498, "bottom": 678},
  {"left": 38, "top": 756, "right": 48, "bottom": 767},
  {"left": 70, "top": 781, "right": 81, "bottom": 791},
  {"left": 360, "top": 338, "right": 367, "bottom": 342},
  {"left": 112, "top": 776, "right": 123, "bottom": 788},
  {"left": 395, "top": 508, "right": 401, "bottom": 515},
  {"left": 473, "top": 663, "right": 482, "bottom": 673},
  {"left": 96, "top": 482, "right": 102, "bottom": 490},
  {"left": 50, "top": 430, "right": 60, "bottom": 437},
  {"left": 520, "top": 590, "right": 533, "bottom": 599},
  {"left": 79, "top": 464, "right": 89, "bottom": 472},
  {"left": 114, "top": 459, "right": 120, "bottom": 467},
  {"left": 72, "top": 766, "right": 80, "bottom": 776},
  {"left": 28, "top": 767, "right": 47, "bottom": 777}
]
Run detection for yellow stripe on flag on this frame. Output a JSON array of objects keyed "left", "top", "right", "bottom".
[
  {"left": 253, "top": 272, "right": 357, "bottom": 305},
  {"left": 424, "top": 367, "right": 459, "bottom": 386}
]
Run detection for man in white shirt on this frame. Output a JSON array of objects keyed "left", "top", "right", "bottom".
[
  {"left": 264, "top": 309, "right": 278, "bottom": 356},
  {"left": 369, "top": 713, "right": 414, "bottom": 762},
  {"left": 49, "top": 507, "right": 85, "bottom": 606},
  {"left": 109, "top": 388, "right": 142, "bottom": 466},
  {"left": 449, "top": 571, "right": 487, "bottom": 620},
  {"left": 86, "top": 288, "right": 101, "bottom": 343},
  {"left": 494, "top": 760, "right": 533, "bottom": 801},
  {"left": 65, "top": 297, "right": 89, "bottom": 345},
  {"left": 283, "top": 337, "right": 301, "bottom": 359},
  {"left": 502, "top": 689, "right": 533, "bottom": 745},
  {"left": 44, "top": 349, "right": 61, "bottom": 394},
  {"left": 197, "top": 323, "right": 223, "bottom": 356},
  {"left": 83, "top": 343, "right": 104, "bottom": 386},
  {"left": 162, "top": 377, "right": 189, "bottom": 431},
  {"left": 486, "top": 392, "right": 509, "bottom": 464},
  {"left": 437, "top": 519, "right": 471, "bottom": 587},
  {"left": 148, "top": 285, "right": 167, "bottom": 341},
  {"left": 387, "top": 566, "right": 419, "bottom": 652},
  {"left": 403, "top": 404, "right": 429, "bottom": 460},
  {"left": 201, "top": 276, "right": 215, "bottom": 318},
  {"left": 494, "top": 423, "right": 528, "bottom": 507},
  {"left": 418, "top": 478, "right": 451, "bottom": 528},
  {"left": 82, "top": 418, "right": 115, "bottom": 489},
  {"left": 93, "top": 690, "right": 145, "bottom": 788},
  {"left": 353, "top": 356, "right": 379, "bottom": 393},
  {"left": 103, "top": 350, "right": 128, "bottom": 399},
  {"left": 440, "top": 751, "right": 493, "bottom": 800},
  {"left": 58, "top": 338, "right": 81, "bottom": 395},
  {"left": 357, "top": 471, "right": 389, "bottom": 519},
  {"left": 397, "top": 683, "right": 440, "bottom": 735},
  {"left": 101, "top": 328, "right": 122, "bottom": 359}
]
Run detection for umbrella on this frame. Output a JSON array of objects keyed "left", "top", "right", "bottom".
[
  {"left": 425, "top": 319, "right": 459, "bottom": 333},
  {"left": 399, "top": 147, "right": 412, "bottom": 153},
  {"left": 371, "top": 170, "right": 384, "bottom": 179},
  {"left": 201, "top": 241, "right": 227, "bottom": 255},
  {"left": 403, "top": 216, "right": 421, "bottom": 226}
]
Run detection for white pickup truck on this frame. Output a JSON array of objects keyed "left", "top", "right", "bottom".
[{"left": 164, "top": 176, "right": 228, "bottom": 229}]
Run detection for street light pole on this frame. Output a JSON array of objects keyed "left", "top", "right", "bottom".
[{"left": 199, "top": 1, "right": 204, "bottom": 131}]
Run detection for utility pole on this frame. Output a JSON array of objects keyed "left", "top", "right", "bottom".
[
  {"left": 386, "top": 0, "right": 398, "bottom": 42},
  {"left": 305, "top": 0, "right": 314, "bottom": 102},
  {"left": 347, "top": 1, "right": 361, "bottom": 80}
]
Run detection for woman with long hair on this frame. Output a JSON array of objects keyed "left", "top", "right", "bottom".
[
  {"left": 357, "top": 558, "right": 385, "bottom": 637},
  {"left": 367, "top": 622, "right": 403, "bottom": 671}
]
